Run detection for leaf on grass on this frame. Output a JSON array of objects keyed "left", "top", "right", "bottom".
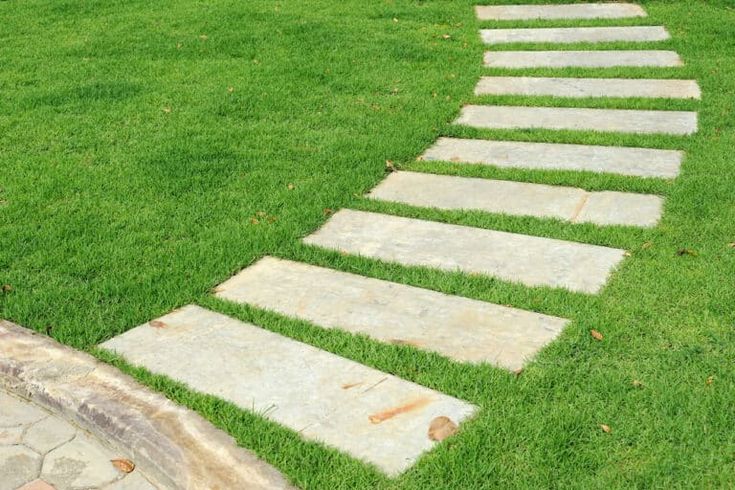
[
  {"left": 632, "top": 380, "right": 644, "bottom": 388},
  {"left": 149, "top": 320, "right": 166, "bottom": 329},
  {"left": 287, "top": 183, "right": 295, "bottom": 190},
  {"left": 676, "top": 248, "right": 698, "bottom": 257},
  {"left": 111, "top": 458, "right": 135, "bottom": 473},
  {"left": 728, "top": 242, "right": 735, "bottom": 249},
  {"left": 590, "top": 329, "right": 604, "bottom": 341},
  {"left": 385, "top": 160, "right": 396, "bottom": 172},
  {"left": 706, "top": 375, "right": 714, "bottom": 386},
  {"left": 600, "top": 424, "right": 611, "bottom": 434},
  {"left": 323, "top": 208, "right": 333, "bottom": 216},
  {"left": 1, "top": 284, "right": 11, "bottom": 293},
  {"left": 641, "top": 241, "right": 654, "bottom": 250},
  {"left": 441, "top": 34, "right": 451, "bottom": 40},
  {"left": 428, "top": 416, "right": 458, "bottom": 441},
  {"left": 513, "top": 367, "right": 524, "bottom": 376}
]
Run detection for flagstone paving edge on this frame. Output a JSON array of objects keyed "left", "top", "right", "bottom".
[{"left": 0, "top": 319, "right": 293, "bottom": 490}]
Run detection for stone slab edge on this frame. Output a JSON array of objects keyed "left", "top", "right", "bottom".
[{"left": 0, "top": 319, "right": 293, "bottom": 490}]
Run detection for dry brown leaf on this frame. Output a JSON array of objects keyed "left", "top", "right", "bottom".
[
  {"left": 600, "top": 424, "right": 611, "bottom": 434},
  {"left": 385, "top": 160, "right": 396, "bottom": 172},
  {"left": 428, "top": 416, "right": 458, "bottom": 441},
  {"left": 706, "top": 375, "right": 714, "bottom": 386},
  {"left": 1, "top": 284, "right": 11, "bottom": 293},
  {"left": 590, "top": 329, "right": 604, "bottom": 341},
  {"left": 728, "top": 242, "right": 735, "bottom": 249},
  {"left": 111, "top": 458, "right": 135, "bottom": 473},
  {"left": 323, "top": 208, "right": 333, "bottom": 216},
  {"left": 632, "top": 380, "right": 644, "bottom": 388},
  {"left": 623, "top": 251, "right": 632, "bottom": 257},
  {"left": 676, "top": 248, "right": 698, "bottom": 257},
  {"left": 641, "top": 241, "right": 654, "bottom": 250},
  {"left": 513, "top": 367, "right": 524, "bottom": 376},
  {"left": 287, "top": 183, "right": 295, "bottom": 190},
  {"left": 442, "top": 34, "right": 451, "bottom": 39},
  {"left": 149, "top": 320, "right": 166, "bottom": 329}
]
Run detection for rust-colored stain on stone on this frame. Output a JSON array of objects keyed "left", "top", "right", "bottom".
[
  {"left": 341, "top": 382, "right": 364, "bottom": 390},
  {"left": 368, "top": 397, "right": 431, "bottom": 424}
]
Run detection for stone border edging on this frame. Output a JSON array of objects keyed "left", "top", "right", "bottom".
[{"left": 0, "top": 320, "right": 293, "bottom": 490}]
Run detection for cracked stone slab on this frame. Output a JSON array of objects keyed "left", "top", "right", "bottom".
[
  {"left": 484, "top": 50, "right": 683, "bottom": 68},
  {"left": 420, "top": 137, "right": 683, "bottom": 178},
  {"left": 0, "top": 320, "right": 293, "bottom": 490},
  {"left": 0, "top": 446, "right": 42, "bottom": 490},
  {"left": 480, "top": 26, "right": 669, "bottom": 44},
  {"left": 476, "top": 3, "right": 647, "bottom": 20},
  {"left": 41, "top": 433, "right": 122, "bottom": 489},
  {"left": 475, "top": 76, "right": 701, "bottom": 99},
  {"left": 102, "top": 305, "right": 478, "bottom": 476},
  {"left": 0, "top": 391, "right": 47, "bottom": 428},
  {"left": 369, "top": 171, "right": 663, "bottom": 227},
  {"left": 214, "top": 257, "right": 569, "bottom": 370},
  {"left": 23, "top": 415, "right": 76, "bottom": 455},
  {"left": 304, "top": 209, "right": 625, "bottom": 294},
  {"left": 455, "top": 105, "right": 697, "bottom": 135}
]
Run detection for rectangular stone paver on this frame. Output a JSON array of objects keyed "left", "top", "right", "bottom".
[
  {"left": 455, "top": 105, "right": 697, "bottom": 135},
  {"left": 420, "top": 137, "right": 683, "bottom": 178},
  {"left": 368, "top": 171, "right": 663, "bottom": 227},
  {"left": 303, "top": 209, "right": 625, "bottom": 294},
  {"left": 484, "top": 50, "right": 683, "bottom": 68},
  {"left": 480, "top": 26, "right": 669, "bottom": 45},
  {"left": 102, "top": 305, "right": 477, "bottom": 476},
  {"left": 475, "top": 76, "right": 701, "bottom": 99},
  {"left": 476, "top": 3, "right": 647, "bottom": 21},
  {"left": 215, "top": 257, "right": 569, "bottom": 370}
]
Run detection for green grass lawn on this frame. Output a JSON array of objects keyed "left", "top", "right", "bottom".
[{"left": 2, "top": 0, "right": 735, "bottom": 487}]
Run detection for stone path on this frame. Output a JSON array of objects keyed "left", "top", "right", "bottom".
[
  {"left": 99, "top": 2, "right": 700, "bottom": 479},
  {"left": 484, "top": 50, "right": 683, "bottom": 68},
  {"left": 0, "top": 390, "right": 156, "bottom": 490},
  {"left": 475, "top": 77, "right": 701, "bottom": 99},
  {"left": 480, "top": 26, "right": 670, "bottom": 44}
]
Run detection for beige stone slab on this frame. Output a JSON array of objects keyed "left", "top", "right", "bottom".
[
  {"left": 420, "top": 137, "right": 683, "bottom": 178},
  {"left": 215, "top": 257, "right": 568, "bottom": 370},
  {"left": 484, "top": 50, "right": 683, "bottom": 68},
  {"left": 476, "top": 3, "right": 647, "bottom": 21},
  {"left": 475, "top": 76, "right": 701, "bottom": 99},
  {"left": 455, "top": 105, "right": 697, "bottom": 135},
  {"left": 303, "top": 209, "right": 625, "bottom": 294},
  {"left": 369, "top": 171, "right": 662, "bottom": 227},
  {"left": 480, "top": 26, "right": 669, "bottom": 45},
  {"left": 102, "top": 306, "right": 477, "bottom": 476}
]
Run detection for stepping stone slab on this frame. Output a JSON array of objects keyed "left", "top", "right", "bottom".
[
  {"left": 215, "top": 257, "right": 569, "bottom": 370},
  {"left": 484, "top": 50, "right": 683, "bottom": 68},
  {"left": 303, "top": 209, "right": 625, "bottom": 294},
  {"left": 369, "top": 171, "right": 663, "bottom": 227},
  {"left": 420, "top": 137, "right": 683, "bottom": 178},
  {"left": 475, "top": 76, "right": 701, "bottom": 99},
  {"left": 476, "top": 3, "right": 647, "bottom": 20},
  {"left": 455, "top": 105, "right": 697, "bottom": 135},
  {"left": 102, "top": 305, "right": 477, "bottom": 476},
  {"left": 480, "top": 26, "right": 669, "bottom": 44}
]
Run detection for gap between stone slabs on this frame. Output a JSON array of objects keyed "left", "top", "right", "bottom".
[
  {"left": 303, "top": 209, "right": 626, "bottom": 294},
  {"left": 455, "top": 105, "right": 698, "bottom": 135},
  {"left": 475, "top": 76, "right": 701, "bottom": 99},
  {"left": 368, "top": 171, "right": 663, "bottom": 227},
  {"left": 213, "top": 256, "right": 569, "bottom": 370},
  {"left": 420, "top": 137, "right": 683, "bottom": 178},
  {"left": 484, "top": 50, "right": 683, "bottom": 68},
  {"left": 475, "top": 3, "right": 647, "bottom": 21},
  {"left": 480, "top": 26, "right": 670, "bottom": 45},
  {"left": 101, "top": 305, "right": 478, "bottom": 477}
]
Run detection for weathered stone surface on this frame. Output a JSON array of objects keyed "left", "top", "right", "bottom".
[
  {"left": 23, "top": 415, "right": 76, "bottom": 455},
  {"left": 215, "top": 257, "right": 568, "bottom": 370},
  {"left": 303, "top": 209, "right": 625, "bottom": 294},
  {"left": 0, "top": 320, "right": 293, "bottom": 490},
  {"left": 16, "top": 479, "right": 56, "bottom": 490},
  {"left": 455, "top": 105, "right": 698, "bottom": 135},
  {"left": 475, "top": 76, "right": 701, "bottom": 99},
  {"left": 0, "top": 426, "right": 23, "bottom": 445},
  {"left": 0, "top": 446, "right": 42, "bottom": 490},
  {"left": 420, "top": 137, "right": 683, "bottom": 178},
  {"left": 41, "top": 434, "right": 122, "bottom": 489},
  {"left": 480, "top": 26, "right": 669, "bottom": 44},
  {"left": 102, "top": 306, "right": 477, "bottom": 476},
  {"left": 484, "top": 50, "right": 683, "bottom": 68},
  {"left": 0, "top": 391, "right": 47, "bottom": 428},
  {"left": 105, "top": 471, "right": 158, "bottom": 490},
  {"left": 369, "top": 171, "right": 662, "bottom": 227},
  {"left": 476, "top": 3, "right": 647, "bottom": 20}
]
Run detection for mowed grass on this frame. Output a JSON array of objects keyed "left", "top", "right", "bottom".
[{"left": 2, "top": 0, "right": 735, "bottom": 488}]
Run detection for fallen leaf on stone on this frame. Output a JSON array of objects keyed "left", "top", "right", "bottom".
[
  {"left": 600, "top": 424, "right": 611, "bottom": 434},
  {"left": 149, "top": 320, "right": 166, "bottom": 329},
  {"left": 590, "top": 329, "right": 604, "bottom": 341},
  {"left": 706, "top": 375, "right": 714, "bottom": 386},
  {"left": 676, "top": 248, "right": 698, "bottom": 257},
  {"left": 428, "top": 416, "right": 458, "bottom": 441},
  {"left": 111, "top": 458, "right": 135, "bottom": 473}
]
